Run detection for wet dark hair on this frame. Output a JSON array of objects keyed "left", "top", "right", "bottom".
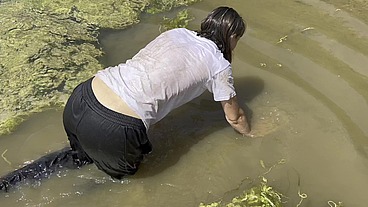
[{"left": 197, "top": 6, "right": 246, "bottom": 63}]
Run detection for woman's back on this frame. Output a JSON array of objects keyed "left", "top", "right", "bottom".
[{"left": 97, "top": 28, "right": 230, "bottom": 128}]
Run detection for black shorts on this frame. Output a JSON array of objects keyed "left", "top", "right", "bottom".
[{"left": 62, "top": 78, "right": 152, "bottom": 179}]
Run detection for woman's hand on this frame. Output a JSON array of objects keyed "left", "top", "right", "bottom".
[{"left": 221, "top": 96, "right": 252, "bottom": 136}]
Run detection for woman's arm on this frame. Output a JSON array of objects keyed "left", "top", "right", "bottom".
[{"left": 221, "top": 96, "right": 252, "bottom": 137}]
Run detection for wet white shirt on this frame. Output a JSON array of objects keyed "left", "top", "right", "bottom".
[{"left": 96, "top": 28, "right": 236, "bottom": 129}]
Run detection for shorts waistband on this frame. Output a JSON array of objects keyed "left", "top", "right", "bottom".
[{"left": 82, "top": 78, "right": 146, "bottom": 130}]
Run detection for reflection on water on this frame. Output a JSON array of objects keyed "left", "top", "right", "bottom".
[{"left": 1, "top": 0, "right": 368, "bottom": 206}]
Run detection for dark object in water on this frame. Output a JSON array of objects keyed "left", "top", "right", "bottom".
[{"left": 0, "top": 147, "right": 92, "bottom": 192}]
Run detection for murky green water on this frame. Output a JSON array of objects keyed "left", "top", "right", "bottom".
[{"left": 1, "top": 0, "right": 368, "bottom": 206}]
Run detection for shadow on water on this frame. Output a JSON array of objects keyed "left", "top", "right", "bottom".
[{"left": 135, "top": 76, "right": 264, "bottom": 178}]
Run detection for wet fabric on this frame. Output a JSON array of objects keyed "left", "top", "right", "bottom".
[
  {"left": 62, "top": 78, "right": 152, "bottom": 179},
  {"left": 0, "top": 147, "right": 79, "bottom": 192},
  {"left": 96, "top": 28, "right": 235, "bottom": 129},
  {"left": 1, "top": 78, "right": 152, "bottom": 192}
]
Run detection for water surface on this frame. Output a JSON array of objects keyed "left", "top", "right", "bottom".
[{"left": 1, "top": 0, "right": 368, "bottom": 206}]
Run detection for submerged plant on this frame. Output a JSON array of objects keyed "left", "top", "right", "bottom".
[
  {"left": 328, "top": 201, "right": 344, "bottom": 207},
  {"left": 199, "top": 177, "right": 283, "bottom": 207},
  {"left": 198, "top": 158, "right": 346, "bottom": 207},
  {"left": 229, "top": 177, "right": 283, "bottom": 207},
  {"left": 159, "top": 9, "right": 194, "bottom": 32},
  {"left": 0, "top": 116, "right": 24, "bottom": 136},
  {"left": 146, "top": 0, "right": 201, "bottom": 14}
]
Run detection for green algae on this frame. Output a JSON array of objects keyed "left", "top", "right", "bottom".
[
  {"left": 199, "top": 177, "right": 283, "bottom": 207},
  {"left": 146, "top": 0, "right": 199, "bottom": 14},
  {"left": 0, "top": 0, "right": 200, "bottom": 135},
  {"left": 198, "top": 159, "right": 344, "bottom": 207},
  {"left": 159, "top": 9, "right": 194, "bottom": 32},
  {"left": 22, "top": 0, "right": 150, "bottom": 29},
  {"left": 0, "top": 1, "right": 104, "bottom": 135}
]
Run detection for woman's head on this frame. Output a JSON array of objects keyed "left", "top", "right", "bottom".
[{"left": 197, "top": 6, "right": 246, "bottom": 62}]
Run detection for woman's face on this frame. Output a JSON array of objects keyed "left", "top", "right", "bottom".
[{"left": 230, "top": 35, "right": 240, "bottom": 51}]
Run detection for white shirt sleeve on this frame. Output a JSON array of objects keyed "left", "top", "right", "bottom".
[{"left": 208, "top": 67, "right": 236, "bottom": 101}]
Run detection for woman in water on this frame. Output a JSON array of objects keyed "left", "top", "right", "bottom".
[{"left": 1, "top": 6, "right": 250, "bottom": 191}]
